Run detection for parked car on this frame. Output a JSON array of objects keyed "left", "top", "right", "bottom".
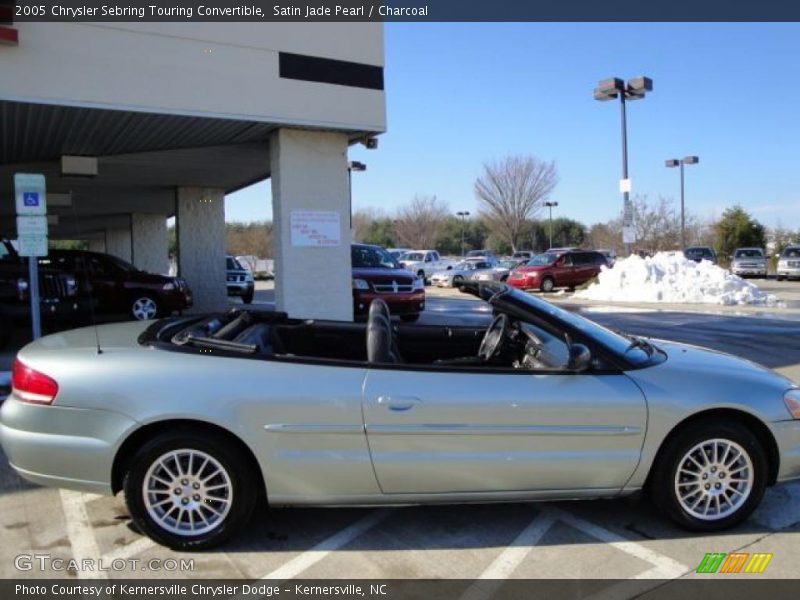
[
  {"left": 398, "top": 250, "right": 454, "bottom": 281},
  {"left": 226, "top": 255, "right": 254, "bottom": 304},
  {"left": 34, "top": 249, "right": 192, "bottom": 321},
  {"left": 4, "top": 281, "right": 798, "bottom": 549},
  {"left": 508, "top": 250, "right": 607, "bottom": 292},
  {"left": 776, "top": 246, "right": 800, "bottom": 281},
  {"left": 352, "top": 244, "right": 425, "bottom": 322},
  {"left": 731, "top": 248, "right": 767, "bottom": 278},
  {"left": 596, "top": 248, "right": 617, "bottom": 267},
  {"left": 0, "top": 241, "right": 81, "bottom": 343},
  {"left": 511, "top": 251, "right": 534, "bottom": 261},
  {"left": 470, "top": 259, "right": 523, "bottom": 283},
  {"left": 465, "top": 249, "right": 497, "bottom": 261},
  {"left": 684, "top": 246, "right": 717, "bottom": 264},
  {"left": 387, "top": 248, "right": 411, "bottom": 260},
  {"left": 430, "top": 260, "right": 496, "bottom": 287}
]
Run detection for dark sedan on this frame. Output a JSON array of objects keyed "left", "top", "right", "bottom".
[{"left": 40, "top": 249, "right": 192, "bottom": 320}]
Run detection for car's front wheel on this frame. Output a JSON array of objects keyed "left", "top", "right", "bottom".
[
  {"left": 540, "top": 277, "right": 555, "bottom": 293},
  {"left": 651, "top": 420, "right": 767, "bottom": 531},
  {"left": 130, "top": 294, "right": 160, "bottom": 320},
  {"left": 242, "top": 289, "right": 254, "bottom": 304},
  {"left": 123, "top": 431, "right": 258, "bottom": 550}
]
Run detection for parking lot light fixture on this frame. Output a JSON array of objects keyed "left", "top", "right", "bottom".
[
  {"left": 665, "top": 155, "right": 699, "bottom": 249},
  {"left": 594, "top": 76, "right": 653, "bottom": 256},
  {"left": 544, "top": 201, "right": 559, "bottom": 249},
  {"left": 456, "top": 211, "right": 471, "bottom": 257},
  {"left": 347, "top": 161, "right": 367, "bottom": 228}
]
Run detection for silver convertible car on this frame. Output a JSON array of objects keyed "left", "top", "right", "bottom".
[{"left": 2, "top": 282, "right": 800, "bottom": 551}]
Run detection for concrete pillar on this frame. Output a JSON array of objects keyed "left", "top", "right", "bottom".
[
  {"left": 131, "top": 213, "right": 168, "bottom": 275},
  {"left": 176, "top": 187, "right": 226, "bottom": 313},
  {"left": 270, "top": 128, "right": 353, "bottom": 321},
  {"left": 105, "top": 228, "right": 132, "bottom": 262},
  {"left": 88, "top": 239, "right": 105, "bottom": 253}
]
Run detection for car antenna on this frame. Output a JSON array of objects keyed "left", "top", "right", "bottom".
[{"left": 68, "top": 190, "right": 102, "bottom": 354}]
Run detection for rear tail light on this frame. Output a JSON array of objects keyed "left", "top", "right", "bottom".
[{"left": 11, "top": 359, "right": 59, "bottom": 405}]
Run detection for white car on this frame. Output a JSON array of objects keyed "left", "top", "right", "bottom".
[
  {"left": 431, "top": 260, "right": 496, "bottom": 287},
  {"left": 777, "top": 246, "right": 800, "bottom": 281},
  {"left": 731, "top": 248, "right": 767, "bottom": 278},
  {"left": 399, "top": 250, "right": 454, "bottom": 281}
]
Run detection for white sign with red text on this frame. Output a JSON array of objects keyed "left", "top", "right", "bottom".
[{"left": 290, "top": 210, "right": 341, "bottom": 247}]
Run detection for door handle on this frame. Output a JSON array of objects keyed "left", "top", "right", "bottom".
[{"left": 376, "top": 395, "right": 422, "bottom": 411}]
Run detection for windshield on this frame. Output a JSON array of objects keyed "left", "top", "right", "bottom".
[
  {"left": 685, "top": 247, "right": 714, "bottom": 258},
  {"left": 499, "top": 287, "right": 652, "bottom": 365},
  {"left": 401, "top": 252, "right": 425, "bottom": 261},
  {"left": 352, "top": 246, "right": 400, "bottom": 269},
  {"left": 226, "top": 256, "right": 245, "bottom": 271},
  {"left": 782, "top": 247, "right": 800, "bottom": 258},
  {"left": 527, "top": 253, "right": 558, "bottom": 266},
  {"left": 498, "top": 260, "right": 517, "bottom": 268},
  {"left": 104, "top": 254, "right": 138, "bottom": 272},
  {"left": 735, "top": 249, "right": 763, "bottom": 258}
]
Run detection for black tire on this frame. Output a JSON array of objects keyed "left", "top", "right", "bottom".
[
  {"left": 650, "top": 420, "right": 767, "bottom": 532},
  {"left": 500, "top": 275, "right": 509, "bottom": 282},
  {"left": 417, "top": 270, "right": 426, "bottom": 281},
  {"left": 400, "top": 314, "right": 420, "bottom": 323},
  {"left": 130, "top": 293, "right": 160, "bottom": 321},
  {"left": 453, "top": 275, "right": 464, "bottom": 287},
  {"left": 777, "top": 276, "right": 785, "bottom": 282},
  {"left": 242, "top": 290, "right": 254, "bottom": 304},
  {"left": 540, "top": 277, "right": 555, "bottom": 293},
  {"left": 123, "top": 430, "right": 258, "bottom": 551}
]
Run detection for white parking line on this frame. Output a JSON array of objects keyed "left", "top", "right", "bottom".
[
  {"left": 550, "top": 508, "right": 688, "bottom": 577},
  {"left": 460, "top": 511, "right": 556, "bottom": 600},
  {"left": 102, "top": 537, "right": 157, "bottom": 564},
  {"left": 59, "top": 490, "right": 107, "bottom": 580},
  {"left": 258, "top": 508, "right": 395, "bottom": 582}
]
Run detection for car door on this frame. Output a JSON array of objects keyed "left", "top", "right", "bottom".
[{"left": 362, "top": 364, "right": 647, "bottom": 495}]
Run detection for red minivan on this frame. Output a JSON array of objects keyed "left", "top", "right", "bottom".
[
  {"left": 352, "top": 244, "right": 425, "bottom": 322},
  {"left": 507, "top": 249, "right": 607, "bottom": 292}
]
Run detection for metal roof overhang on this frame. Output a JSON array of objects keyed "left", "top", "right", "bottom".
[{"left": 0, "top": 100, "right": 366, "bottom": 238}]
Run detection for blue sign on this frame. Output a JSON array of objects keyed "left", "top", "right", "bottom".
[{"left": 23, "top": 192, "right": 40, "bottom": 207}]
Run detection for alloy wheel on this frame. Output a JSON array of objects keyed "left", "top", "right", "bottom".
[
  {"left": 674, "top": 438, "right": 754, "bottom": 521},
  {"left": 142, "top": 449, "right": 233, "bottom": 536},
  {"left": 132, "top": 297, "right": 158, "bottom": 320}
]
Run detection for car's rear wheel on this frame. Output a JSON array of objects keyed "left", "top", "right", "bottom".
[
  {"left": 540, "top": 277, "right": 555, "bottom": 293},
  {"left": 242, "top": 290, "right": 254, "bottom": 304},
  {"left": 651, "top": 421, "right": 767, "bottom": 531},
  {"left": 453, "top": 275, "right": 464, "bottom": 286},
  {"left": 123, "top": 431, "right": 258, "bottom": 550},
  {"left": 777, "top": 276, "right": 785, "bottom": 281},
  {"left": 131, "top": 294, "right": 160, "bottom": 320}
]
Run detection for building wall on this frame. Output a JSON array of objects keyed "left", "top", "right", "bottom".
[
  {"left": 3, "top": 23, "right": 385, "bottom": 133},
  {"left": 131, "top": 213, "right": 168, "bottom": 275}
]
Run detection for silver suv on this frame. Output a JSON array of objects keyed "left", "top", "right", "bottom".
[
  {"left": 731, "top": 247, "right": 767, "bottom": 278},
  {"left": 226, "top": 255, "right": 254, "bottom": 304},
  {"left": 777, "top": 246, "right": 800, "bottom": 281}
]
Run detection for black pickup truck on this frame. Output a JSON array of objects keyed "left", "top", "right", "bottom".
[{"left": 0, "top": 239, "right": 81, "bottom": 348}]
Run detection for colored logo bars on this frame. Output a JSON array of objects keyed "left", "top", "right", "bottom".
[{"left": 696, "top": 552, "right": 773, "bottom": 574}]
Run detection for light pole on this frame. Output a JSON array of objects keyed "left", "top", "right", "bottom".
[
  {"left": 544, "top": 201, "right": 558, "bottom": 249},
  {"left": 347, "top": 160, "right": 366, "bottom": 228},
  {"left": 456, "top": 211, "right": 470, "bottom": 257},
  {"left": 665, "top": 156, "right": 699, "bottom": 249},
  {"left": 594, "top": 76, "right": 653, "bottom": 256}
]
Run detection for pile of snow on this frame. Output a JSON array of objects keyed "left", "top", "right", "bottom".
[{"left": 574, "top": 252, "right": 780, "bottom": 306}]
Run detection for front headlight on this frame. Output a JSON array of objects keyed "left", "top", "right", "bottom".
[
  {"left": 413, "top": 278, "right": 424, "bottom": 291},
  {"left": 784, "top": 389, "right": 800, "bottom": 419},
  {"left": 353, "top": 278, "right": 370, "bottom": 290},
  {"left": 162, "top": 282, "right": 175, "bottom": 291}
]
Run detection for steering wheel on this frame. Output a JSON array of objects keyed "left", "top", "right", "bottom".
[{"left": 478, "top": 314, "right": 510, "bottom": 362}]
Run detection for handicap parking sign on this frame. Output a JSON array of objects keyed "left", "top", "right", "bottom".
[{"left": 14, "top": 173, "right": 47, "bottom": 215}]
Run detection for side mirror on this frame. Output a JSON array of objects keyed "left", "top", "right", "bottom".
[{"left": 567, "top": 343, "right": 592, "bottom": 372}]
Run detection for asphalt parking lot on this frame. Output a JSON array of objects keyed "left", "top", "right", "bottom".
[{"left": 2, "top": 280, "right": 800, "bottom": 584}]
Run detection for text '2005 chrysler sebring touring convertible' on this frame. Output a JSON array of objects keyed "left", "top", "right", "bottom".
[{"left": 2, "top": 282, "right": 800, "bottom": 550}]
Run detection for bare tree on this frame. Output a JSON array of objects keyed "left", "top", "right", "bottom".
[
  {"left": 474, "top": 155, "right": 558, "bottom": 252},
  {"left": 393, "top": 195, "right": 450, "bottom": 249},
  {"left": 352, "top": 208, "right": 385, "bottom": 243}
]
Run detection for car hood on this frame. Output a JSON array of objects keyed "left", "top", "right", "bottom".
[
  {"left": 352, "top": 267, "right": 414, "bottom": 283},
  {"left": 645, "top": 338, "right": 796, "bottom": 390}
]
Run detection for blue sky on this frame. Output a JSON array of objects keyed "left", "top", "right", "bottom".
[{"left": 226, "top": 23, "right": 800, "bottom": 229}]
